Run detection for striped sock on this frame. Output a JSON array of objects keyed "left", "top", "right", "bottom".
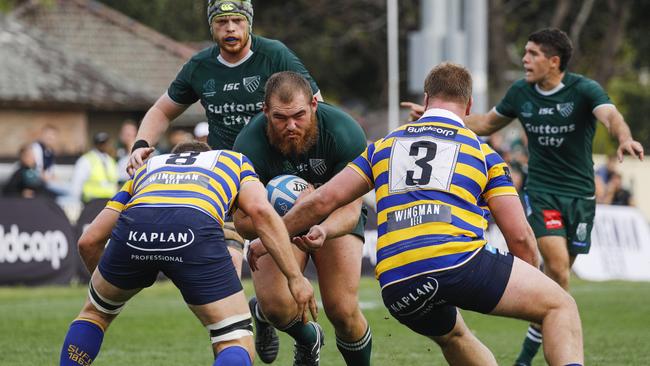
[
  {"left": 280, "top": 317, "right": 317, "bottom": 345},
  {"left": 515, "top": 325, "right": 542, "bottom": 366},
  {"left": 59, "top": 318, "right": 105, "bottom": 366},
  {"left": 336, "top": 326, "right": 372, "bottom": 366}
]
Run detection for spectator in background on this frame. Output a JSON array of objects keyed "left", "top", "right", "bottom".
[
  {"left": 70, "top": 132, "right": 119, "bottom": 204},
  {"left": 194, "top": 121, "right": 210, "bottom": 144},
  {"left": 595, "top": 154, "right": 618, "bottom": 203},
  {"left": 595, "top": 154, "right": 618, "bottom": 184},
  {"left": 158, "top": 128, "right": 193, "bottom": 154},
  {"left": 116, "top": 120, "right": 138, "bottom": 185},
  {"left": 31, "top": 124, "right": 58, "bottom": 181},
  {"left": 602, "top": 172, "right": 634, "bottom": 206},
  {"left": 3, "top": 143, "right": 54, "bottom": 199},
  {"left": 487, "top": 132, "right": 507, "bottom": 156}
]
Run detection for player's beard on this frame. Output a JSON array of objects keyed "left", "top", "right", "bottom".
[
  {"left": 267, "top": 112, "right": 319, "bottom": 157},
  {"left": 215, "top": 30, "right": 250, "bottom": 56}
]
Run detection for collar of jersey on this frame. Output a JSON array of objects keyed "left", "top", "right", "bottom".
[
  {"left": 534, "top": 82, "right": 565, "bottom": 96},
  {"left": 217, "top": 50, "right": 254, "bottom": 68},
  {"left": 418, "top": 108, "right": 466, "bottom": 127}
]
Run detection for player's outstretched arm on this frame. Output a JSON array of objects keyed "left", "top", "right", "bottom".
[
  {"left": 78, "top": 208, "right": 120, "bottom": 273},
  {"left": 237, "top": 180, "right": 318, "bottom": 322},
  {"left": 487, "top": 195, "right": 539, "bottom": 267},
  {"left": 400, "top": 101, "right": 425, "bottom": 121},
  {"left": 127, "top": 94, "right": 188, "bottom": 176},
  {"left": 464, "top": 109, "right": 513, "bottom": 136},
  {"left": 400, "top": 101, "right": 512, "bottom": 136},
  {"left": 594, "top": 105, "right": 645, "bottom": 162},
  {"left": 313, "top": 197, "right": 363, "bottom": 239}
]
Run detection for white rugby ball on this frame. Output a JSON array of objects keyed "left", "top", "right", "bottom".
[{"left": 266, "top": 174, "right": 309, "bottom": 216}]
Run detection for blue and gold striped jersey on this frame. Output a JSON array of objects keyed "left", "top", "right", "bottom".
[
  {"left": 106, "top": 150, "right": 259, "bottom": 226},
  {"left": 348, "top": 109, "right": 517, "bottom": 288}
]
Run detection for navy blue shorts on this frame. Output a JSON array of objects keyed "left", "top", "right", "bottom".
[
  {"left": 381, "top": 245, "right": 513, "bottom": 337},
  {"left": 98, "top": 207, "right": 242, "bottom": 305}
]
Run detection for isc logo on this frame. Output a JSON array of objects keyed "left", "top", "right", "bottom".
[
  {"left": 223, "top": 83, "right": 240, "bottom": 91},
  {"left": 539, "top": 107, "right": 555, "bottom": 115}
]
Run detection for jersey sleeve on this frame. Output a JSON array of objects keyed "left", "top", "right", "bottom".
[
  {"left": 167, "top": 60, "right": 200, "bottom": 105},
  {"left": 480, "top": 144, "right": 518, "bottom": 201},
  {"left": 579, "top": 78, "right": 612, "bottom": 110},
  {"left": 105, "top": 180, "right": 134, "bottom": 213},
  {"left": 273, "top": 43, "right": 319, "bottom": 95},
  {"left": 494, "top": 83, "right": 520, "bottom": 118},
  {"left": 347, "top": 142, "right": 376, "bottom": 189},
  {"left": 239, "top": 154, "right": 260, "bottom": 185}
]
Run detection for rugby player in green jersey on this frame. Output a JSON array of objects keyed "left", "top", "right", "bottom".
[
  {"left": 122, "top": 0, "right": 321, "bottom": 284},
  {"left": 233, "top": 72, "right": 371, "bottom": 366},
  {"left": 403, "top": 29, "right": 644, "bottom": 366},
  {"left": 261, "top": 63, "right": 584, "bottom": 366}
]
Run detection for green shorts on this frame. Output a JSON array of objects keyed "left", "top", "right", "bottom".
[
  {"left": 352, "top": 205, "right": 369, "bottom": 242},
  {"left": 523, "top": 190, "right": 596, "bottom": 255}
]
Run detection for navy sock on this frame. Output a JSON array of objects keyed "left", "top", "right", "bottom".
[
  {"left": 59, "top": 319, "right": 105, "bottom": 366},
  {"left": 213, "top": 346, "right": 252, "bottom": 366}
]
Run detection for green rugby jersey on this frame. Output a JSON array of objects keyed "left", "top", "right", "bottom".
[
  {"left": 495, "top": 73, "right": 611, "bottom": 197},
  {"left": 168, "top": 35, "right": 319, "bottom": 150},
  {"left": 232, "top": 102, "right": 367, "bottom": 185}
]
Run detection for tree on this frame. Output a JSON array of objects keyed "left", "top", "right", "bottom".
[{"left": 85, "top": 0, "right": 648, "bottom": 149}]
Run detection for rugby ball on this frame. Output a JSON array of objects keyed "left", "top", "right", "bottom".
[{"left": 266, "top": 175, "right": 309, "bottom": 216}]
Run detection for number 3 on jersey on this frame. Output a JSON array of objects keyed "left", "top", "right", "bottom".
[{"left": 388, "top": 137, "right": 460, "bottom": 193}]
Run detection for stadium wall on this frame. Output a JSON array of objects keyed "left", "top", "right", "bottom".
[{"left": 0, "top": 110, "right": 87, "bottom": 157}]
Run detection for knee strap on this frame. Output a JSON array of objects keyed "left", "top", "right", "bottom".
[
  {"left": 88, "top": 281, "right": 125, "bottom": 315},
  {"left": 207, "top": 314, "right": 253, "bottom": 344}
]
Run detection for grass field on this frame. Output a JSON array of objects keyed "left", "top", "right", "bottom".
[{"left": 1, "top": 277, "right": 649, "bottom": 365}]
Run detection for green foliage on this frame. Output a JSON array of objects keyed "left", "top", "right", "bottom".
[
  {"left": 0, "top": 0, "right": 53, "bottom": 13},
  {"left": 244, "top": 0, "right": 421, "bottom": 108},
  {"left": 98, "top": 0, "right": 210, "bottom": 41},
  {"left": 0, "top": 0, "right": 18, "bottom": 13},
  {"left": 89, "top": 0, "right": 649, "bottom": 113},
  {"left": 593, "top": 123, "right": 616, "bottom": 155},
  {"left": 2, "top": 278, "right": 650, "bottom": 365},
  {"left": 608, "top": 76, "right": 650, "bottom": 149}
]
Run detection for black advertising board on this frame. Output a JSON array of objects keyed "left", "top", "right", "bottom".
[{"left": 0, "top": 198, "right": 79, "bottom": 285}]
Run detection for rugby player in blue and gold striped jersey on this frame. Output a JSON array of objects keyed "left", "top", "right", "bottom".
[
  {"left": 251, "top": 63, "right": 585, "bottom": 366},
  {"left": 59, "top": 141, "right": 317, "bottom": 366}
]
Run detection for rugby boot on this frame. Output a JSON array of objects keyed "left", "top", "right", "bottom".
[
  {"left": 293, "top": 321, "right": 325, "bottom": 366},
  {"left": 248, "top": 297, "right": 280, "bottom": 363}
]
